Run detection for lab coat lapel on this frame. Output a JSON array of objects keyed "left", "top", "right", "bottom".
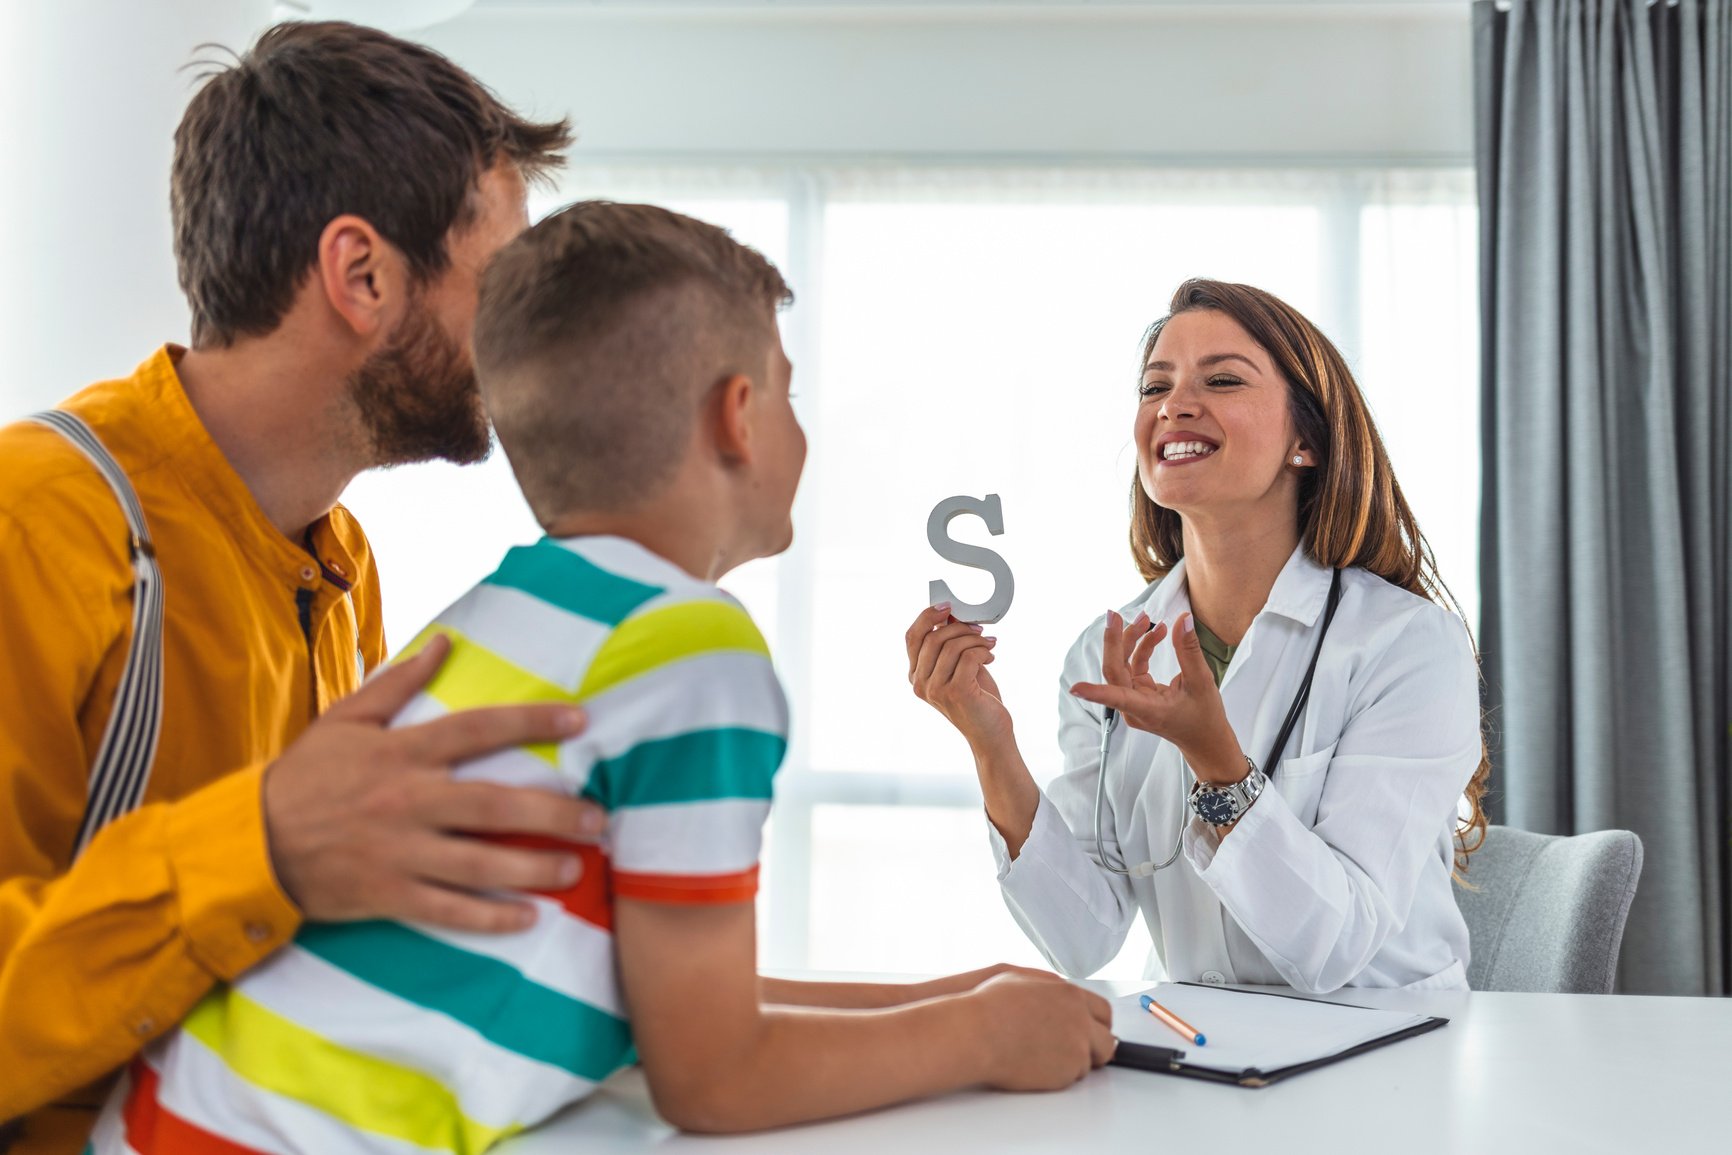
[
  {"left": 1131, "top": 558, "right": 1190, "bottom": 631},
  {"left": 1175, "top": 546, "right": 1333, "bottom": 983}
]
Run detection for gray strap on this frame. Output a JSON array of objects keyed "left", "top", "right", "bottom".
[{"left": 27, "top": 410, "right": 165, "bottom": 858}]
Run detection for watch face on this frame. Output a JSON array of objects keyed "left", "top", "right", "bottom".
[{"left": 1194, "top": 789, "right": 1239, "bottom": 826}]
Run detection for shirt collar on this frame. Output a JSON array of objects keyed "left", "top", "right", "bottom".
[
  {"left": 548, "top": 533, "right": 703, "bottom": 592},
  {"left": 131, "top": 345, "right": 364, "bottom": 588},
  {"left": 1259, "top": 543, "right": 1335, "bottom": 627},
  {"left": 1131, "top": 543, "right": 1334, "bottom": 629},
  {"left": 1137, "top": 556, "right": 1191, "bottom": 623}
]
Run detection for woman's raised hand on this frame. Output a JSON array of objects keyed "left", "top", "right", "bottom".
[
  {"left": 1069, "top": 610, "right": 1246, "bottom": 784},
  {"left": 905, "top": 602, "right": 1014, "bottom": 748}
]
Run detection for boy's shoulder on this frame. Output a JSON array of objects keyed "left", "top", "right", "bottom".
[
  {"left": 582, "top": 582, "right": 785, "bottom": 740},
  {"left": 484, "top": 535, "right": 746, "bottom": 619},
  {"left": 562, "top": 542, "right": 788, "bottom": 829},
  {"left": 515, "top": 535, "right": 787, "bottom": 744},
  {"left": 549, "top": 538, "right": 775, "bottom": 692},
  {"left": 404, "top": 537, "right": 782, "bottom": 740},
  {"left": 413, "top": 534, "right": 788, "bottom": 806}
]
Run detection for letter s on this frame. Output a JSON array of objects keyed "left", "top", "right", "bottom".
[{"left": 927, "top": 493, "right": 1015, "bottom": 624}]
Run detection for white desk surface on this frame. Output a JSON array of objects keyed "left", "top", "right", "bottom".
[{"left": 503, "top": 979, "right": 1731, "bottom": 1155}]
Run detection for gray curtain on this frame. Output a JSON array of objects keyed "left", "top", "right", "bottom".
[{"left": 1474, "top": 0, "right": 1730, "bottom": 995}]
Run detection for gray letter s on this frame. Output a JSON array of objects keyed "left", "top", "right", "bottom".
[{"left": 927, "top": 493, "right": 1015, "bottom": 624}]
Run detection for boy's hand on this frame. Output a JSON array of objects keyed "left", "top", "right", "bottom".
[
  {"left": 964, "top": 971, "right": 1117, "bottom": 1091},
  {"left": 619, "top": 901, "right": 1113, "bottom": 1129},
  {"left": 263, "top": 635, "right": 604, "bottom": 933}
]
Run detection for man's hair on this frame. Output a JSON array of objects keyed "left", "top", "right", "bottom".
[
  {"left": 475, "top": 200, "right": 792, "bottom": 524},
  {"left": 172, "top": 20, "right": 572, "bottom": 348}
]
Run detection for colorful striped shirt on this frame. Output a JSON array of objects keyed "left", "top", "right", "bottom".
[{"left": 88, "top": 535, "right": 788, "bottom": 1155}]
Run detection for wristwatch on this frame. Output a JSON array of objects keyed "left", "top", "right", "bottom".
[{"left": 1188, "top": 758, "right": 1266, "bottom": 827}]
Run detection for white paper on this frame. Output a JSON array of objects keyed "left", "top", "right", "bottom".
[{"left": 1112, "top": 984, "right": 1433, "bottom": 1075}]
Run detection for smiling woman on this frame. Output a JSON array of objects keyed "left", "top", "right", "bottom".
[
  {"left": 1129, "top": 281, "right": 1458, "bottom": 622},
  {"left": 907, "top": 277, "right": 1490, "bottom": 995}
]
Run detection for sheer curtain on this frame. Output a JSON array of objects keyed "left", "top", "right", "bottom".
[{"left": 341, "top": 163, "right": 1479, "bottom": 977}]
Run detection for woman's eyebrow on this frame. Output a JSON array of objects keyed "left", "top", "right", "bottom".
[{"left": 1143, "top": 353, "right": 1261, "bottom": 372}]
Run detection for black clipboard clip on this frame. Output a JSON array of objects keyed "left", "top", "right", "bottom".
[{"left": 1109, "top": 1041, "right": 1187, "bottom": 1073}]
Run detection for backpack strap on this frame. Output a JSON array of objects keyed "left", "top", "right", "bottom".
[{"left": 27, "top": 410, "right": 165, "bottom": 859}]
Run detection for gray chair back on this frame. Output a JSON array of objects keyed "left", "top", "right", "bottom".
[{"left": 1454, "top": 825, "right": 1643, "bottom": 993}]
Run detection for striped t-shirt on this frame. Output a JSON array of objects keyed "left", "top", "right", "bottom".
[{"left": 89, "top": 535, "right": 788, "bottom": 1155}]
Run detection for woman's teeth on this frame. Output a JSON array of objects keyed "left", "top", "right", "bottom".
[{"left": 1161, "top": 441, "right": 1217, "bottom": 461}]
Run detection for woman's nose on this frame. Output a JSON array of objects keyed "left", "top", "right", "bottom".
[{"left": 1158, "top": 382, "right": 1201, "bottom": 421}]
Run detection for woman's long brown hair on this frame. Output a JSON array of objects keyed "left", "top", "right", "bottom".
[{"left": 1129, "top": 279, "right": 1490, "bottom": 872}]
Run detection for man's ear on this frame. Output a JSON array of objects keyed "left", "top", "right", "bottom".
[
  {"left": 711, "top": 373, "right": 756, "bottom": 466},
  {"left": 314, "top": 214, "right": 404, "bottom": 340}
]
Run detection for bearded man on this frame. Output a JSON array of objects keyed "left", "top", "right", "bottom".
[{"left": 0, "top": 22, "right": 607, "bottom": 1154}]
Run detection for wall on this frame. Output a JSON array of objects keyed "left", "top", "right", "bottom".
[
  {"left": 0, "top": 0, "right": 274, "bottom": 417},
  {"left": 420, "top": 3, "right": 1474, "bottom": 163}
]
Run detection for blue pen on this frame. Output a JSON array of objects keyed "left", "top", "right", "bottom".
[{"left": 1140, "top": 994, "right": 1206, "bottom": 1046}]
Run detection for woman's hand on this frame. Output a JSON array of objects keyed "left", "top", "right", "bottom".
[
  {"left": 1069, "top": 609, "right": 1248, "bottom": 784},
  {"left": 906, "top": 602, "right": 1013, "bottom": 749},
  {"left": 907, "top": 604, "right": 1040, "bottom": 854}
]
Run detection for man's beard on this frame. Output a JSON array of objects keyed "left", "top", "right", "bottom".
[{"left": 347, "top": 296, "right": 491, "bottom": 467}]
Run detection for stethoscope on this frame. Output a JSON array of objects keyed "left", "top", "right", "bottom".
[{"left": 1093, "top": 568, "right": 1343, "bottom": 877}]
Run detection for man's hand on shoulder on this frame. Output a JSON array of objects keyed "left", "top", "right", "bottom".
[{"left": 261, "top": 635, "right": 602, "bottom": 933}]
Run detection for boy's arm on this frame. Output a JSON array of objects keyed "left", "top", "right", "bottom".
[
  {"left": 603, "top": 599, "right": 1112, "bottom": 1131},
  {"left": 758, "top": 964, "right": 1053, "bottom": 1010},
  {"left": 616, "top": 899, "right": 1118, "bottom": 1133}
]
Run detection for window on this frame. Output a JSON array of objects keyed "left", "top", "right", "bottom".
[{"left": 341, "top": 165, "right": 1478, "bottom": 979}]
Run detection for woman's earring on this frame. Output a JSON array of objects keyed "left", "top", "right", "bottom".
[{"left": 1292, "top": 455, "right": 1304, "bottom": 465}]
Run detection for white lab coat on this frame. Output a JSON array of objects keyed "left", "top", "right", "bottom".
[{"left": 989, "top": 545, "right": 1481, "bottom": 993}]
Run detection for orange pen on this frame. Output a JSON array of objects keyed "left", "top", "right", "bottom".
[{"left": 1140, "top": 994, "right": 1206, "bottom": 1046}]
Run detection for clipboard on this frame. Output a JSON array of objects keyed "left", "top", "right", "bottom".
[{"left": 1107, "top": 983, "right": 1450, "bottom": 1089}]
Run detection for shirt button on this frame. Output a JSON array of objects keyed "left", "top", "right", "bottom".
[
  {"left": 299, "top": 565, "right": 318, "bottom": 584},
  {"left": 133, "top": 1017, "right": 157, "bottom": 1036},
  {"left": 244, "top": 921, "right": 272, "bottom": 944},
  {"left": 1201, "top": 971, "right": 1227, "bottom": 985}
]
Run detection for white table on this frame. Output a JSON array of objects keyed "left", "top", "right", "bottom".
[{"left": 503, "top": 980, "right": 1732, "bottom": 1155}]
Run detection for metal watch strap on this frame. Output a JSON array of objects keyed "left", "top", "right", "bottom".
[
  {"left": 1188, "top": 759, "right": 1266, "bottom": 826},
  {"left": 27, "top": 410, "right": 165, "bottom": 859}
]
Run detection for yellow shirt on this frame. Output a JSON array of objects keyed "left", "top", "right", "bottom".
[{"left": 0, "top": 347, "right": 386, "bottom": 1154}]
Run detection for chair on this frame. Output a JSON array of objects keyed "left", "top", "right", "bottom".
[{"left": 1454, "top": 825, "right": 1644, "bottom": 993}]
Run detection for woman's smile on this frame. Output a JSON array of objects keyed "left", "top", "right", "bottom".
[{"left": 1156, "top": 433, "right": 1221, "bottom": 466}]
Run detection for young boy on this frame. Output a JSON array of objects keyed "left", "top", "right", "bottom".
[{"left": 88, "top": 201, "right": 1114, "bottom": 1152}]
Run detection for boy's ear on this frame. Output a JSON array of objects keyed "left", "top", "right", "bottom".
[
  {"left": 314, "top": 213, "right": 402, "bottom": 341},
  {"left": 711, "top": 373, "right": 756, "bottom": 465}
]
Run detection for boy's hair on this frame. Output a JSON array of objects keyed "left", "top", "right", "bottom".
[
  {"left": 475, "top": 200, "right": 793, "bottom": 524},
  {"left": 173, "top": 20, "right": 572, "bottom": 348}
]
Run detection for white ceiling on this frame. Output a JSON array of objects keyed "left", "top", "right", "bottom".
[{"left": 470, "top": 0, "right": 1467, "bottom": 10}]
